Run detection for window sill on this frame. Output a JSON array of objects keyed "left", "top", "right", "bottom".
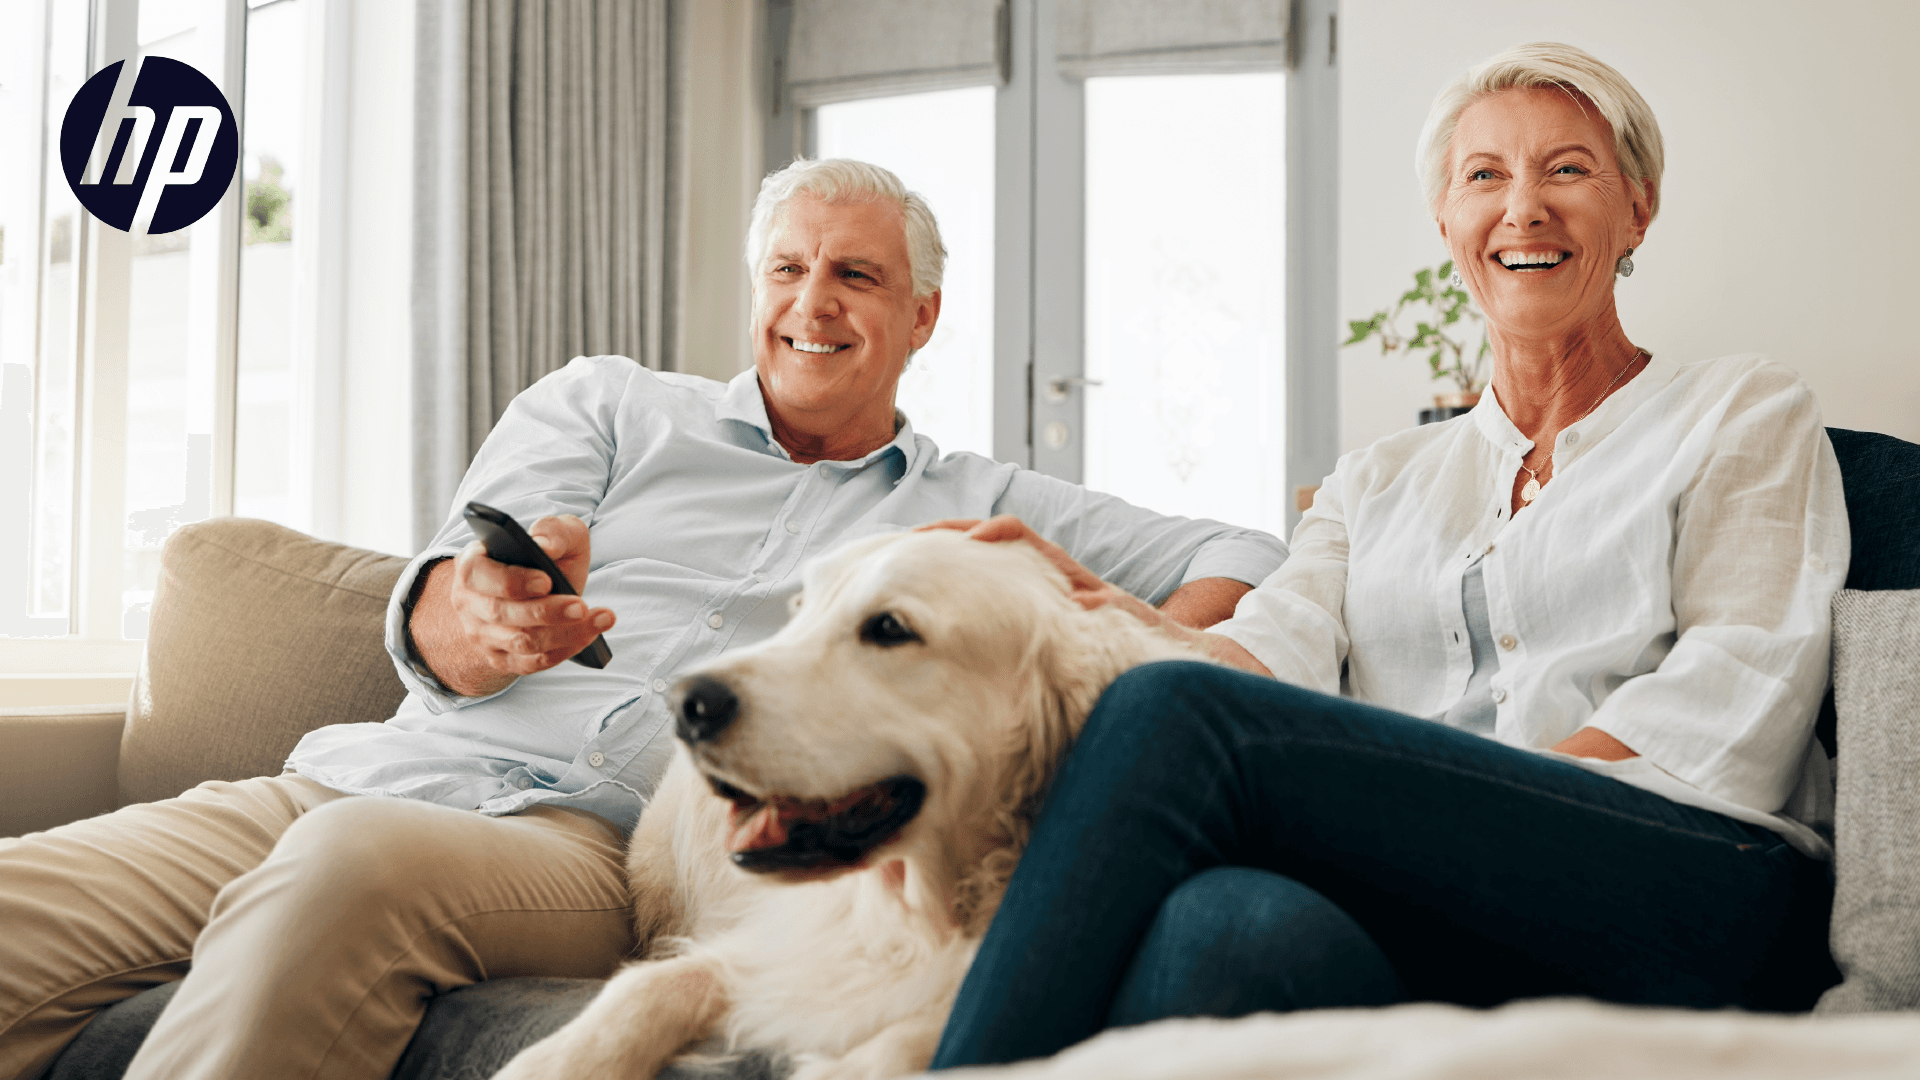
[
  {"left": 0, "top": 674, "right": 135, "bottom": 708},
  {"left": 0, "top": 638, "right": 144, "bottom": 675}
]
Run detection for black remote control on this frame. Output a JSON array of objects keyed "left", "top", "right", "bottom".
[{"left": 462, "top": 501, "right": 613, "bottom": 669}]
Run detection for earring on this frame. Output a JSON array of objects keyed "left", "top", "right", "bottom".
[
  {"left": 1615, "top": 248, "right": 1635, "bottom": 278},
  {"left": 1449, "top": 269, "right": 1465, "bottom": 288}
]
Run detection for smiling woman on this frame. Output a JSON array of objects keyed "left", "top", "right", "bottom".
[
  {"left": 1421, "top": 45, "right": 1662, "bottom": 512},
  {"left": 930, "top": 41, "right": 1851, "bottom": 1068}
]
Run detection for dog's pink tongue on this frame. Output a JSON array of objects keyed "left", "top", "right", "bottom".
[{"left": 727, "top": 804, "right": 789, "bottom": 853}]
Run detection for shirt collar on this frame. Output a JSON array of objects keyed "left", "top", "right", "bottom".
[
  {"left": 715, "top": 368, "right": 923, "bottom": 471},
  {"left": 1472, "top": 352, "right": 1679, "bottom": 462}
]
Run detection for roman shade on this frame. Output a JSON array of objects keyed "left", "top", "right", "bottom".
[
  {"left": 1055, "top": 0, "right": 1288, "bottom": 79},
  {"left": 784, "top": 0, "right": 1008, "bottom": 108}
]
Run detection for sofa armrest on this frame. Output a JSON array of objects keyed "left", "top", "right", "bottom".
[{"left": 0, "top": 705, "right": 126, "bottom": 838}]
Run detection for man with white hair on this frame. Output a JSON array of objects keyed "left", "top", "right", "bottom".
[{"left": 0, "top": 158, "right": 1286, "bottom": 1080}]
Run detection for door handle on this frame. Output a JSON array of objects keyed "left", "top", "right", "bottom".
[{"left": 1044, "top": 376, "right": 1103, "bottom": 403}]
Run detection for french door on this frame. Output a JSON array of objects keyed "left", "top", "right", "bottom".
[{"left": 763, "top": 0, "right": 1338, "bottom": 540}]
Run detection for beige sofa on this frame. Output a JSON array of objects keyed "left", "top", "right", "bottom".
[
  {"left": 4, "top": 419, "right": 1917, "bottom": 1075},
  {"left": 0, "top": 519, "right": 410, "bottom": 841}
]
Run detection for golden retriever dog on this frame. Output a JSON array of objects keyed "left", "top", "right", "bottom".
[{"left": 491, "top": 529, "right": 1192, "bottom": 1080}]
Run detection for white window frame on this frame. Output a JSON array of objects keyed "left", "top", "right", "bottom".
[
  {"left": 761, "top": 0, "right": 1340, "bottom": 523},
  {"left": 0, "top": 0, "right": 349, "bottom": 684}
]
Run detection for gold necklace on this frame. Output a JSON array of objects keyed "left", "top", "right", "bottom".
[{"left": 1517, "top": 347, "right": 1648, "bottom": 506}]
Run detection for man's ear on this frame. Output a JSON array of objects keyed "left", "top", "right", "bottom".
[{"left": 909, "top": 290, "right": 942, "bottom": 351}]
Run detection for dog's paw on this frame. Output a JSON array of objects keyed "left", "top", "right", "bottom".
[
  {"left": 788, "top": 1053, "right": 917, "bottom": 1080},
  {"left": 488, "top": 1035, "right": 598, "bottom": 1080},
  {"left": 787, "top": 1056, "right": 857, "bottom": 1080}
]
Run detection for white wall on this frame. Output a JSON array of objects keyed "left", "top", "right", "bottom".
[
  {"left": 1339, "top": 0, "right": 1920, "bottom": 455},
  {"left": 682, "top": 0, "right": 761, "bottom": 382}
]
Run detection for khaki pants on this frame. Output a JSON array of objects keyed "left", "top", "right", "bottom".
[{"left": 0, "top": 775, "right": 634, "bottom": 1080}]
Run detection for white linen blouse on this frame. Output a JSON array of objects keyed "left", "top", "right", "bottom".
[{"left": 1213, "top": 354, "right": 1850, "bottom": 857}]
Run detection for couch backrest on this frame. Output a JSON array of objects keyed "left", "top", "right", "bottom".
[
  {"left": 116, "top": 433, "right": 1912, "bottom": 805},
  {"left": 119, "top": 518, "right": 411, "bottom": 806},
  {"left": 1827, "top": 428, "right": 1920, "bottom": 592}
]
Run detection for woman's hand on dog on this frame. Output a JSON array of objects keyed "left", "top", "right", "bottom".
[
  {"left": 919, "top": 515, "right": 1162, "bottom": 621},
  {"left": 408, "top": 514, "right": 617, "bottom": 697},
  {"left": 921, "top": 515, "right": 1273, "bottom": 677}
]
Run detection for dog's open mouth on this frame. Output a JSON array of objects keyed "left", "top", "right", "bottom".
[{"left": 707, "top": 774, "right": 927, "bottom": 873}]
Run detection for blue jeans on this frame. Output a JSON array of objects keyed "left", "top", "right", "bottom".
[{"left": 932, "top": 662, "right": 1837, "bottom": 1068}]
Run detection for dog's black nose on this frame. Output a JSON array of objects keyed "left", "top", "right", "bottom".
[{"left": 674, "top": 677, "right": 739, "bottom": 744}]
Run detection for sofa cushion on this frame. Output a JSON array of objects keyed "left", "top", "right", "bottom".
[
  {"left": 119, "top": 518, "right": 411, "bottom": 806},
  {"left": 1826, "top": 428, "right": 1920, "bottom": 592},
  {"left": 1817, "top": 588, "right": 1920, "bottom": 1013},
  {"left": 50, "top": 977, "right": 791, "bottom": 1080}
]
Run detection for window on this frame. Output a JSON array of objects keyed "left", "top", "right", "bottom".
[
  {"left": 234, "top": 0, "right": 306, "bottom": 526},
  {"left": 814, "top": 86, "right": 996, "bottom": 459},
  {"left": 2, "top": 0, "right": 324, "bottom": 689},
  {"left": 767, "top": 0, "right": 1338, "bottom": 538},
  {"left": 1082, "top": 73, "right": 1288, "bottom": 537}
]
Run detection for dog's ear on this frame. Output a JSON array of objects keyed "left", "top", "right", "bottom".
[
  {"left": 1002, "top": 605, "right": 1163, "bottom": 828},
  {"left": 959, "top": 601, "right": 1173, "bottom": 934}
]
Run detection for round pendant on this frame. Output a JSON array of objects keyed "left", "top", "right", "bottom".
[{"left": 1520, "top": 477, "right": 1541, "bottom": 504}]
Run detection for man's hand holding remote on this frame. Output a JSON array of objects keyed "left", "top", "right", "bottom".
[{"left": 408, "top": 514, "right": 617, "bottom": 697}]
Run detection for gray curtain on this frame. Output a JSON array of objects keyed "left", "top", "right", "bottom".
[{"left": 413, "top": 0, "right": 685, "bottom": 551}]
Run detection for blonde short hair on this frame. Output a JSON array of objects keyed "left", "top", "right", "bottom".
[
  {"left": 745, "top": 158, "right": 947, "bottom": 299},
  {"left": 1416, "top": 42, "right": 1665, "bottom": 219}
]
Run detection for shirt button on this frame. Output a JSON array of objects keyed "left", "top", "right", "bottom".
[
  {"left": 784, "top": 520, "right": 801, "bottom": 534},
  {"left": 1565, "top": 430, "right": 1581, "bottom": 446},
  {"left": 1484, "top": 544, "right": 1495, "bottom": 555},
  {"left": 707, "top": 613, "right": 724, "bottom": 629},
  {"left": 588, "top": 751, "right": 606, "bottom": 767},
  {"left": 515, "top": 777, "right": 531, "bottom": 789},
  {"left": 1492, "top": 688, "right": 1508, "bottom": 704},
  {"left": 1498, "top": 634, "right": 1517, "bottom": 651},
  {"left": 652, "top": 678, "right": 667, "bottom": 693}
]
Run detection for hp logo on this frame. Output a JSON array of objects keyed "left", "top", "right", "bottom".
[{"left": 60, "top": 56, "right": 239, "bottom": 236}]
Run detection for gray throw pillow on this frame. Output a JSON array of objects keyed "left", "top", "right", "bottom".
[{"left": 1817, "top": 588, "right": 1920, "bottom": 1013}]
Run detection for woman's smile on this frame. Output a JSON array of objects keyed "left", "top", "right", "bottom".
[{"left": 1494, "top": 249, "right": 1569, "bottom": 271}]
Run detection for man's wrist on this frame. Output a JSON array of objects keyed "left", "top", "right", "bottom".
[
  {"left": 402, "top": 556, "right": 454, "bottom": 672},
  {"left": 1158, "top": 576, "right": 1254, "bottom": 629}
]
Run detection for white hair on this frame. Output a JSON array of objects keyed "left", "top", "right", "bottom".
[
  {"left": 745, "top": 158, "right": 947, "bottom": 299},
  {"left": 1416, "top": 42, "right": 1665, "bottom": 220}
]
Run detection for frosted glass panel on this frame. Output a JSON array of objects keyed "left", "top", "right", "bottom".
[
  {"left": 0, "top": 0, "right": 87, "bottom": 637},
  {"left": 1082, "top": 73, "right": 1286, "bottom": 538},
  {"left": 234, "top": 0, "right": 305, "bottom": 528},
  {"left": 814, "top": 86, "right": 995, "bottom": 460},
  {"left": 122, "top": 1, "right": 228, "bottom": 639}
]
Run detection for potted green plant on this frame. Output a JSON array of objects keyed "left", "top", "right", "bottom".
[{"left": 1345, "top": 260, "right": 1491, "bottom": 422}]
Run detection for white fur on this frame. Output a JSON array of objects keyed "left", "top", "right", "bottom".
[
  {"left": 919, "top": 999, "right": 1920, "bottom": 1080},
  {"left": 491, "top": 531, "right": 1192, "bottom": 1080}
]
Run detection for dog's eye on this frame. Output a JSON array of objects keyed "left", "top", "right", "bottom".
[{"left": 860, "top": 612, "right": 919, "bottom": 647}]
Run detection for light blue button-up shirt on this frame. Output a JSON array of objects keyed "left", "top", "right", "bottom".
[{"left": 285, "top": 357, "right": 1286, "bottom": 831}]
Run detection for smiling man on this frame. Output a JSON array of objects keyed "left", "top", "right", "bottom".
[{"left": 0, "top": 158, "right": 1286, "bottom": 1080}]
